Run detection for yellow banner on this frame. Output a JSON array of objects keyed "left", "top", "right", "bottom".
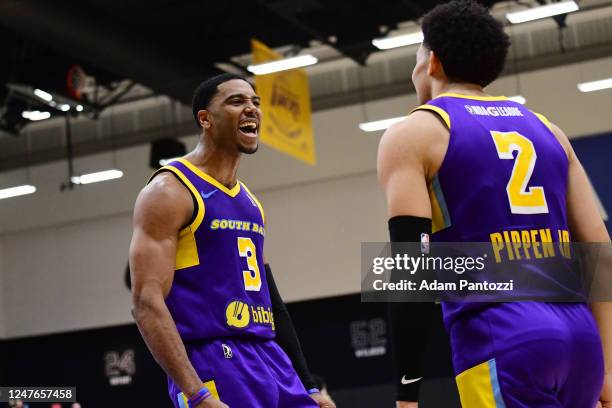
[{"left": 251, "top": 39, "right": 316, "bottom": 165}]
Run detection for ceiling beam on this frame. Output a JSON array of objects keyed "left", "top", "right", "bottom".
[
  {"left": 1, "top": 41, "right": 611, "bottom": 172},
  {"left": 0, "top": 0, "right": 216, "bottom": 104}
]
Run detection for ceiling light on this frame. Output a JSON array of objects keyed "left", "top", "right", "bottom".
[
  {"left": 33, "top": 88, "right": 53, "bottom": 102},
  {"left": 247, "top": 55, "right": 318, "bottom": 75},
  {"left": 506, "top": 1, "right": 579, "bottom": 24},
  {"left": 577, "top": 78, "right": 612, "bottom": 93},
  {"left": 0, "top": 184, "right": 36, "bottom": 200},
  {"left": 59, "top": 104, "right": 70, "bottom": 112},
  {"left": 76, "top": 105, "right": 84, "bottom": 112},
  {"left": 359, "top": 116, "right": 407, "bottom": 132},
  {"left": 159, "top": 157, "right": 182, "bottom": 166},
  {"left": 71, "top": 169, "right": 123, "bottom": 185},
  {"left": 372, "top": 31, "right": 424, "bottom": 50},
  {"left": 508, "top": 95, "right": 527, "bottom": 104},
  {"left": 22, "top": 111, "right": 51, "bottom": 121}
]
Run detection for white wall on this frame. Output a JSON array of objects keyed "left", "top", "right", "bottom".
[
  {"left": 259, "top": 171, "right": 387, "bottom": 302},
  {"left": 1, "top": 57, "right": 611, "bottom": 338},
  {"left": 2, "top": 214, "right": 133, "bottom": 338}
]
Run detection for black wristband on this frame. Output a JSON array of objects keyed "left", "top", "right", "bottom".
[
  {"left": 388, "top": 215, "right": 434, "bottom": 402},
  {"left": 265, "top": 264, "right": 317, "bottom": 390}
]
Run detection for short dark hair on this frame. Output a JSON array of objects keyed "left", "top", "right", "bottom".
[
  {"left": 192, "top": 73, "right": 253, "bottom": 127},
  {"left": 421, "top": 0, "right": 510, "bottom": 87}
]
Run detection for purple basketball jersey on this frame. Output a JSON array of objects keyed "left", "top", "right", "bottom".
[
  {"left": 149, "top": 158, "right": 275, "bottom": 341},
  {"left": 414, "top": 93, "right": 571, "bottom": 327}
]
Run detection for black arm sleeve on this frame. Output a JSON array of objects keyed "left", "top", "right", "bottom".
[
  {"left": 266, "top": 264, "right": 317, "bottom": 390},
  {"left": 388, "top": 215, "right": 435, "bottom": 402}
]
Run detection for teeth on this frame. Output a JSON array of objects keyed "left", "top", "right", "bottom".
[{"left": 240, "top": 122, "right": 257, "bottom": 131}]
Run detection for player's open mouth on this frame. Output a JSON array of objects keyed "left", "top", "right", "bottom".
[{"left": 239, "top": 120, "right": 258, "bottom": 138}]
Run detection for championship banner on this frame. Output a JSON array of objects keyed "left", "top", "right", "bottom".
[{"left": 251, "top": 39, "right": 316, "bottom": 165}]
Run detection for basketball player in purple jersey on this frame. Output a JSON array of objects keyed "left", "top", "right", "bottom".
[
  {"left": 129, "top": 74, "right": 334, "bottom": 408},
  {"left": 377, "top": 1, "right": 611, "bottom": 407}
]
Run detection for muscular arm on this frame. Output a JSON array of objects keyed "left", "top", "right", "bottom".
[
  {"left": 377, "top": 111, "right": 448, "bottom": 406},
  {"left": 129, "top": 174, "right": 204, "bottom": 398},
  {"left": 549, "top": 123, "right": 612, "bottom": 404},
  {"left": 377, "top": 112, "right": 437, "bottom": 220}
]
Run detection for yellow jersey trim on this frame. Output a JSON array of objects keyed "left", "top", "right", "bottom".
[
  {"left": 532, "top": 112, "right": 554, "bottom": 132},
  {"left": 160, "top": 165, "right": 205, "bottom": 233},
  {"left": 428, "top": 175, "right": 452, "bottom": 233},
  {"left": 177, "top": 158, "right": 241, "bottom": 197},
  {"left": 149, "top": 165, "right": 205, "bottom": 270},
  {"left": 411, "top": 104, "right": 451, "bottom": 129},
  {"left": 456, "top": 359, "right": 506, "bottom": 408},
  {"left": 240, "top": 182, "right": 266, "bottom": 225},
  {"left": 439, "top": 93, "right": 508, "bottom": 101}
]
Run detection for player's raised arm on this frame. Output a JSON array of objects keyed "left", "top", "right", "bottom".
[
  {"left": 129, "top": 174, "right": 226, "bottom": 408},
  {"left": 377, "top": 111, "right": 446, "bottom": 407},
  {"left": 549, "top": 122, "right": 612, "bottom": 408}
]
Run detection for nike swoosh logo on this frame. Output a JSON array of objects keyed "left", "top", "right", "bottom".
[
  {"left": 401, "top": 376, "right": 423, "bottom": 385},
  {"left": 201, "top": 189, "right": 218, "bottom": 199}
]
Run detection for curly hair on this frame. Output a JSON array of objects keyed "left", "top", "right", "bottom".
[{"left": 421, "top": 0, "right": 510, "bottom": 87}]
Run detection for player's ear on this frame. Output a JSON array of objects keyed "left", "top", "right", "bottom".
[
  {"left": 427, "top": 50, "right": 439, "bottom": 77},
  {"left": 197, "top": 110, "right": 211, "bottom": 129}
]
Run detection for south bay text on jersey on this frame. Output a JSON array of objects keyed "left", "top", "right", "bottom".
[{"left": 211, "top": 218, "right": 265, "bottom": 236}]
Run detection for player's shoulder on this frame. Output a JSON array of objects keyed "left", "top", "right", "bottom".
[
  {"left": 379, "top": 109, "right": 448, "bottom": 155},
  {"left": 143, "top": 171, "right": 187, "bottom": 200},
  {"left": 528, "top": 110, "right": 572, "bottom": 160},
  {"left": 135, "top": 171, "right": 193, "bottom": 221}
]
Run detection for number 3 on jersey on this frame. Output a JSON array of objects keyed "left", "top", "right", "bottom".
[
  {"left": 237, "top": 237, "right": 262, "bottom": 291},
  {"left": 490, "top": 131, "right": 549, "bottom": 215}
]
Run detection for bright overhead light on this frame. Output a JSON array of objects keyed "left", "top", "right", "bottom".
[
  {"left": 0, "top": 184, "right": 36, "bottom": 200},
  {"left": 71, "top": 169, "right": 123, "bottom": 185},
  {"left": 372, "top": 31, "right": 424, "bottom": 50},
  {"left": 33, "top": 88, "right": 53, "bottom": 102},
  {"left": 359, "top": 116, "right": 407, "bottom": 132},
  {"left": 247, "top": 55, "right": 318, "bottom": 75},
  {"left": 59, "top": 104, "right": 70, "bottom": 112},
  {"left": 159, "top": 157, "right": 181, "bottom": 166},
  {"left": 506, "top": 1, "right": 579, "bottom": 24},
  {"left": 577, "top": 78, "right": 612, "bottom": 93},
  {"left": 76, "top": 105, "right": 84, "bottom": 112},
  {"left": 508, "top": 95, "right": 527, "bottom": 104},
  {"left": 22, "top": 110, "right": 51, "bottom": 121}
]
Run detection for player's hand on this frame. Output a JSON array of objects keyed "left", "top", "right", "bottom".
[
  {"left": 597, "top": 373, "right": 612, "bottom": 408},
  {"left": 310, "top": 392, "right": 336, "bottom": 408},
  {"left": 396, "top": 401, "right": 418, "bottom": 408},
  {"left": 196, "top": 396, "right": 229, "bottom": 408}
]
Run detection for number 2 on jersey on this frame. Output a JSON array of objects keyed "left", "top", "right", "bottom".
[
  {"left": 237, "top": 237, "right": 262, "bottom": 291},
  {"left": 490, "top": 131, "right": 549, "bottom": 215}
]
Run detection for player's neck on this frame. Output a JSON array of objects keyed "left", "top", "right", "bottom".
[
  {"left": 186, "top": 142, "right": 241, "bottom": 189},
  {"left": 434, "top": 82, "right": 487, "bottom": 98}
]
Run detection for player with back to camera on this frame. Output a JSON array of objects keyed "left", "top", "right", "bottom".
[
  {"left": 129, "top": 73, "right": 335, "bottom": 408},
  {"left": 377, "top": 1, "right": 612, "bottom": 407}
]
